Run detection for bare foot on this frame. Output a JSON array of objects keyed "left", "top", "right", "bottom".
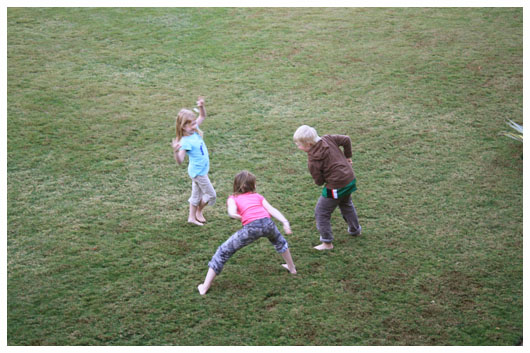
[
  {"left": 196, "top": 211, "right": 206, "bottom": 223},
  {"left": 188, "top": 219, "right": 204, "bottom": 226},
  {"left": 198, "top": 284, "right": 208, "bottom": 295},
  {"left": 314, "top": 242, "right": 334, "bottom": 250},
  {"left": 282, "top": 264, "right": 297, "bottom": 274}
]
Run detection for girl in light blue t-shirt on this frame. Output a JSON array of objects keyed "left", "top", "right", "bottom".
[{"left": 172, "top": 97, "right": 216, "bottom": 226}]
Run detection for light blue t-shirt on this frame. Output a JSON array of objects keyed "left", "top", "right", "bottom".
[{"left": 180, "top": 132, "right": 209, "bottom": 178}]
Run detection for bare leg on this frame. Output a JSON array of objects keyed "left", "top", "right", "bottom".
[
  {"left": 198, "top": 267, "right": 217, "bottom": 295},
  {"left": 188, "top": 204, "right": 203, "bottom": 226},
  {"left": 196, "top": 201, "right": 207, "bottom": 223},
  {"left": 314, "top": 242, "right": 334, "bottom": 250},
  {"left": 280, "top": 249, "right": 297, "bottom": 274}
]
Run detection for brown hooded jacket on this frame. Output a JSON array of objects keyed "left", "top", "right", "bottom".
[{"left": 307, "top": 134, "right": 355, "bottom": 189}]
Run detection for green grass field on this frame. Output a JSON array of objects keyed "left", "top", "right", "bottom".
[{"left": 7, "top": 8, "right": 522, "bottom": 345}]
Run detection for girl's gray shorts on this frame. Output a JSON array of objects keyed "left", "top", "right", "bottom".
[{"left": 189, "top": 174, "right": 216, "bottom": 206}]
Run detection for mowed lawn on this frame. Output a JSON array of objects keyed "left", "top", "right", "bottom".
[{"left": 7, "top": 8, "right": 522, "bottom": 345}]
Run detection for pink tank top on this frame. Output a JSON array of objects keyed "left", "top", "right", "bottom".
[{"left": 228, "top": 192, "right": 270, "bottom": 225}]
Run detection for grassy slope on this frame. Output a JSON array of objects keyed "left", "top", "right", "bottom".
[{"left": 7, "top": 8, "right": 522, "bottom": 345}]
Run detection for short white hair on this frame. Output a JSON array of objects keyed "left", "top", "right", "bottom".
[{"left": 293, "top": 125, "right": 321, "bottom": 146}]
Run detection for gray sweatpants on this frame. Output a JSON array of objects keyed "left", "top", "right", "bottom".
[
  {"left": 208, "top": 217, "right": 289, "bottom": 275},
  {"left": 315, "top": 194, "right": 361, "bottom": 243}
]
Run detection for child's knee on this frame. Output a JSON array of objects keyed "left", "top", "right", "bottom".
[
  {"left": 270, "top": 234, "right": 288, "bottom": 253},
  {"left": 275, "top": 241, "right": 289, "bottom": 254},
  {"left": 205, "top": 191, "right": 216, "bottom": 206}
]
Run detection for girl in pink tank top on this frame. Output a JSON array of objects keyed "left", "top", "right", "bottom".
[{"left": 197, "top": 171, "right": 297, "bottom": 295}]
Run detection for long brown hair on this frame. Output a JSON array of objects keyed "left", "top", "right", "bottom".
[
  {"left": 175, "top": 109, "right": 203, "bottom": 141},
  {"left": 233, "top": 171, "right": 256, "bottom": 195}
]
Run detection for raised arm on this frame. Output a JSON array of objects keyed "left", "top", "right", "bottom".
[
  {"left": 195, "top": 97, "right": 206, "bottom": 127},
  {"left": 262, "top": 199, "right": 292, "bottom": 234},
  {"left": 227, "top": 197, "right": 242, "bottom": 220}
]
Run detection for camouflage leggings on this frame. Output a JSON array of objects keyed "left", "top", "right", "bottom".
[{"left": 208, "top": 217, "right": 289, "bottom": 275}]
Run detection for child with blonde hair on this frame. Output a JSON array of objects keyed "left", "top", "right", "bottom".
[
  {"left": 294, "top": 125, "right": 361, "bottom": 250},
  {"left": 198, "top": 171, "right": 297, "bottom": 295},
  {"left": 172, "top": 97, "right": 216, "bottom": 226}
]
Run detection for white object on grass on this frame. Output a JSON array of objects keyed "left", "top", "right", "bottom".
[{"left": 501, "top": 119, "right": 523, "bottom": 142}]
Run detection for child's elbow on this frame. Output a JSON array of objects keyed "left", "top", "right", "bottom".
[
  {"left": 175, "top": 154, "right": 186, "bottom": 165},
  {"left": 228, "top": 212, "right": 240, "bottom": 220}
]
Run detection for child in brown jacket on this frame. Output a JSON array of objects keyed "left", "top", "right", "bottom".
[{"left": 293, "top": 125, "right": 361, "bottom": 250}]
